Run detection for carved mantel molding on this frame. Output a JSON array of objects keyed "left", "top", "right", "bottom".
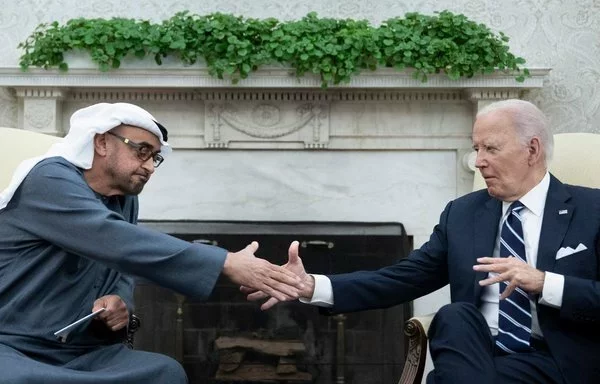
[
  {"left": 0, "top": 67, "right": 549, "bottom": 166},
  {"left": 0, "top": 67, "right": 549, "bottom": 139},
  {"left": 0, "top": 66, "right": 548, "bottom": 89}
]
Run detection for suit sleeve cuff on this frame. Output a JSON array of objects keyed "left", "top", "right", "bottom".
[
  {"left": 299, "top": 274, "right": 334, "bottom": 307},
  {"left": 538, "top": 271, "right": 564, "bottom": 308}
]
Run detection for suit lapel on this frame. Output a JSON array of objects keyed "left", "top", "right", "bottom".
[
  {"left": 537, "top": 175, "right": 573, "bottom": 272},
  {"left": 472, "top": 197, "right": 502, "bottom": 303}
]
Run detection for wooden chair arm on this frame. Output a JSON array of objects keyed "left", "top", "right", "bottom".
[
  {"left": 397, "top": 313, "right": 435, "bottom": 384},
  {"left": 124, "top": 314, "right": 141, "bottom": 349}
]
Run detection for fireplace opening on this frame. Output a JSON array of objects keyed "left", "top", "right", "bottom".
[{"left": 134, "top": 221, "right": 413, "bottom": 384}]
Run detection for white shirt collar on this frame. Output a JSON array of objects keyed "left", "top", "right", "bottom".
[{"left": 502, "top": 172, "right": 550, "bottom": 217}]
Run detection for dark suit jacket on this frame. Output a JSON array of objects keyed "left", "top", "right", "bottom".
[{"left": 328, "top": 175, "right": 600, "bottom": 384}]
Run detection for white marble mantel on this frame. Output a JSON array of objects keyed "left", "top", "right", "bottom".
[{"left": 0, "top": 64, "right": 550, "bottom": 214}]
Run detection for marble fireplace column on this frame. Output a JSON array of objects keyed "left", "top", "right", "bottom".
[{"left": 16, "top": 88, "right": 67, "bottom": 136}]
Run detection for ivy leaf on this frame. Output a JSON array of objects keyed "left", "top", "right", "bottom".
[
  {"left": 170, "top": 40, "right": 186, "bottom": 50},
  {"left": 83, "top": 34, "right": 95, "bottom": 45},
  {"left": 105, "top": 43, "right": 116, "bottom": 55},
  {"left": 447, "top": 67, "right": 460, "bottom": 80}
]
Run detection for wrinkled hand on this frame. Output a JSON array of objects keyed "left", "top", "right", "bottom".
[
  {"left": 474, "top": 257, "right": 545, "bottom": 299},
  {"left": 92, "top": 295, "right": 129, "bottom": 331},
  {"left": 241, "top": 240, "right": 314, "bottom": 311},
  {"left": 223, "top": 241, "right": 304, "bottom": 303}
]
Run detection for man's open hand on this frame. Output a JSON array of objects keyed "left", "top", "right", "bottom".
[{"left": 474, "top": 257, "right": 545, "bottom": 299}]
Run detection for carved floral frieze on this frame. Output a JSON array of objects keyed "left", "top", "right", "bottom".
[{"left": 205, "top": 101, "right": 329, "bottom": 149}]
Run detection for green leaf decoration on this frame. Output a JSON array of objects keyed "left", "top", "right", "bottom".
[{"left": 17, "top": 10, "right": 529, "bottom": 87}]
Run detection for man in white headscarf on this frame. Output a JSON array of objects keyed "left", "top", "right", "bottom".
[{"left": 0, "top": 103, "right": 303, "bottom": 383}]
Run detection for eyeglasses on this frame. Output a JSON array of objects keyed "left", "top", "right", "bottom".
[{"left": 106, "top": 131, "right": 164, "bottom": 168}]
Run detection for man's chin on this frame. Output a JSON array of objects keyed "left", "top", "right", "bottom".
[
  {"left": 484, "top": 179, "right": 497, "bottom": 195},
  {"left": 485, "top": 186, "right": 505, "bottom": 200},
  {"left": 127, "top": 182, "right": 146, "bottom": 195}
]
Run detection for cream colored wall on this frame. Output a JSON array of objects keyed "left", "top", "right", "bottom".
[{"left": 0, "top": 0, "right": 599, "bottom": 133}]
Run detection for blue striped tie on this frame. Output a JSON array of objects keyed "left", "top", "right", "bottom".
[{"left": 496, "top": 201, "right": 533, "bottom": 354}]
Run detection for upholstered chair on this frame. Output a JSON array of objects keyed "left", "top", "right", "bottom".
[{"left": 0, "top": 127, "right": 61, "bottom": 190}]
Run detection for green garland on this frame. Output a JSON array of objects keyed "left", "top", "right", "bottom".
[{"left": 18, "top": 11, "right": 529, "bottom": 87}]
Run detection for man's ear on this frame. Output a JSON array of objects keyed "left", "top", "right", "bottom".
[
  {"left": 93, "top": 133, "right": 108, "bottom": 157},
  {"left": 527, "top": 137, "right": 542, "bottom": 165}
]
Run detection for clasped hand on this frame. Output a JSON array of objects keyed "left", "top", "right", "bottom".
[
  {"left": 240, "top": 240, "right": 312, "bottom": 310},
  {"left": 473, "top": 257, "right": 545, "bottom": 299},
  {"left": 223, "top": 241, "right": 306, "bottom": 304}
]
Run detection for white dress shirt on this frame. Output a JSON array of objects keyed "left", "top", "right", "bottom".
[{"left": 303, "top": 172, "right": 565, "bottom": 339}]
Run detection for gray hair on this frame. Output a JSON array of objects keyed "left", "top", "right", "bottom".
[{"left": 476, "top": 99, "right": 553, "bottom": 165}]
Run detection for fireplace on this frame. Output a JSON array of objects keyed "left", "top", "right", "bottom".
[{"left": 133, "top": 221, "right": 412, "bottom": 384}]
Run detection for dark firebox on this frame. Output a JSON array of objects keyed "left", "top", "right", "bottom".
[{"left": 134, "top": 221, "right": 412, "bottom": 384}]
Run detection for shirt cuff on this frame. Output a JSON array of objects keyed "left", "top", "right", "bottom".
[
  {"left": 299, "top": 274, "right": 334, "bottom": 307},
  {"left": 538, "top": 271, "right": 564, "bottom": 308}
]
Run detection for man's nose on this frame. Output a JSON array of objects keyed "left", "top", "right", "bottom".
[
  {"left": 474, "top": 151, "right": 486, "bottom": 169},
  {"left": 141, "top": 157, "right": 155, "bottom": 174}
]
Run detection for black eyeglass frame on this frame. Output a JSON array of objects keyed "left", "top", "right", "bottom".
[{"left": 106, "top": 131, "right": 164, "bottom": 168}]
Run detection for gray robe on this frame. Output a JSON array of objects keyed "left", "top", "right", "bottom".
[{"left": 0, "top": 157, "right": 227, "bottom": 383}]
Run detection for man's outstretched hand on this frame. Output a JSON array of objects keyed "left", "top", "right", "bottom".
[
  {"left": 241, "top": 240, "right": 315, "bottom": 310},
  {"left": 223, "top": 241, "right": 305, "bottom": 303}
]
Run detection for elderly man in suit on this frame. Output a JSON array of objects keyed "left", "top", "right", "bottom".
[{"left": 245, "top": 99, "right": 600, "bottom": 384}]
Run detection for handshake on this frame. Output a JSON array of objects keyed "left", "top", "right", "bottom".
[{"left": 221, "top": 240, "right": 312, "bottom": 310}]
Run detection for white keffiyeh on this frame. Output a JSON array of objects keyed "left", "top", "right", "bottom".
[{"left": 0, "top": 102, "right": 171, "bottom": 210}]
